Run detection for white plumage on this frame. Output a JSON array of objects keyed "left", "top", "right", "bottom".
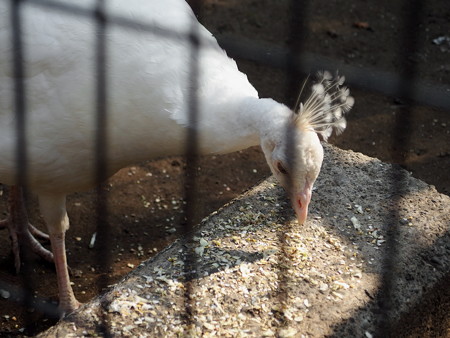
[{"left": 0, "top": 0, "right": 353, "bottom": 315}]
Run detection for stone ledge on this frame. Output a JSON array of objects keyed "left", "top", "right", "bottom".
[{"left": 39, "top": 144, "right": 450, "bottom": 337}]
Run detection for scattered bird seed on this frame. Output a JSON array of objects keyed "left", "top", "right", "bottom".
[{"left": 351, "top": 216, "right": 361, "bottom": 230}]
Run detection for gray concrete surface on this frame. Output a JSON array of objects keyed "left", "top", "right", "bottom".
[{"left": 39, "top": 144, "right": 450, "bottom": 337}]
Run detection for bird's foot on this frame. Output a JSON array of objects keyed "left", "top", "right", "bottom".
[
  {"left": 58, "top": 299, "right": 82, "bottom": 318},
  {"left": 28, "top": 223, "right": 50, "bottom": 241},
  {"left": 0, "top": 217, "right": 54, "bottom": 273}
]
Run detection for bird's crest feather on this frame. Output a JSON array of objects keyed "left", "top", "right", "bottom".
[{"left": 293, "top": 71, "right": 354, "bottom": 141}]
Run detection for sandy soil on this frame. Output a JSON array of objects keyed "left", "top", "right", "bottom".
[{"left": 0, "top": 0, "right": 449, "bottom": 335}]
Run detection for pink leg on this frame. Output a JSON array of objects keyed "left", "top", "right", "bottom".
[
  {"left": 0, "top": 186, "right": 53, "bottom": 273},
  {"left": 50, "top": 232, "right": 80, "bottom": 315},
  {"left": 38, "top": 193, "right": 80, "bottom": 316}
]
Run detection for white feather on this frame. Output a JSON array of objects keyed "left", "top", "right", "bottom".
[{"left": 294, "top": 71, "right": 354, "bottom": 141}]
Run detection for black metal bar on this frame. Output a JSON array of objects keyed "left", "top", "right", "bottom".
[
  {"left": 19, "top": 0, "right": 450, "bottom": 111},
  {"left": 284, "top": 1, "right": 309, "bottom": 107},
  {"left": 93, "top": 0, "right": 112, "bottom": 336},
  {"left": 182, "top": 0, "right": 202, "bottom": 325},
  {"left": 218, "top": 37, "right": 450, "bottom": 112},
  {"left": 376, "top": 0, "right": 424, "bottom": 335},
  {"left": 10, "top": 1, "right": 27, "bottom": 191},
  {"left": 276, "top": 0, "right": 310, "bottom": 332},
  {"left": 21, "top": 0, "right": 202, "bottom": 47},
  {"left": 9, "top": 0, "right": 36, "bottom": 328}
]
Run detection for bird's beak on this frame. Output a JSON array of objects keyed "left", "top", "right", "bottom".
[{"left": 291, "top": 182, "right": 312, "bottom": 225}]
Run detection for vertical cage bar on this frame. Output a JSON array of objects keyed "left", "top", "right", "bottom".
[
  {"left": 9, "top": 0, "right": 36, "bottom": 327},
  {"left": 284, "top": 0, "right": 309, "bottom": 106},
  {"left": 276, "top": 0, "right": 310, "bottom": 332},
  {"left": 10, "top": 2, "right": 27, "bottom": 193},
  {"left": 182, "top": 0, "right": 202, "bottom": 325},
  {"left": 94, "top": 0, "right": 112, "bottom": 335},
  {"left": 377, "top": 0, "right": 424, "bottom": 335}
]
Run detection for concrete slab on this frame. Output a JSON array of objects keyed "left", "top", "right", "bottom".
[{"left": 39, "top": 144, "right": 450, "bottom": 337}]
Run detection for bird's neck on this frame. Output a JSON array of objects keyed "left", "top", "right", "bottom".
[
  {"left": 240, "top": 97, "right": 292, "bottom": 138},
  {"left": 197, "top": 97, "right": 291, "bottom": 155}
]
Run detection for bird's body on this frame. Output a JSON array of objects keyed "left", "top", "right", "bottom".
[
  {"left": 0, "top": 0, "right": 353, "bottom": 315},
  {"left": 0, "top": 0, "right": 283, "bottom": 194}
]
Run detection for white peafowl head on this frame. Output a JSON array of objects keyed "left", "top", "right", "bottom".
[{"left": 261, "top": 71, "right": 354, "bottom": 224}]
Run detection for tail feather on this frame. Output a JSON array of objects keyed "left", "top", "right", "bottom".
[{"left": 295, "top": 71, "right": 354, "bottom": 141}]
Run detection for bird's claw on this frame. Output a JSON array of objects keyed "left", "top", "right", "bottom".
[{"left": 0, "top": 218, "right": 54, "bottom": 273}]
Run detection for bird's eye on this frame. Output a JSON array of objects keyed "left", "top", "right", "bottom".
[{"left": 276, "top": 161, "right": 288, "bottom": 175}]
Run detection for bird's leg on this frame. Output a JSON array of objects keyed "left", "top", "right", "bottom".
[
  {"left": 0, "top": 186, "right": 53, "bottom": 273},
  {"left": 39, "top": 193, "right": 80, "bottom": 316},
  {"left": 49, "top": 231, "right": 80, "bottom": 316}
]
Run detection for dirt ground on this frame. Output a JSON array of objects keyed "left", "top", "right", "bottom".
[{"left": 0, "top": 0, "right": 449, "bottom": 336}]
